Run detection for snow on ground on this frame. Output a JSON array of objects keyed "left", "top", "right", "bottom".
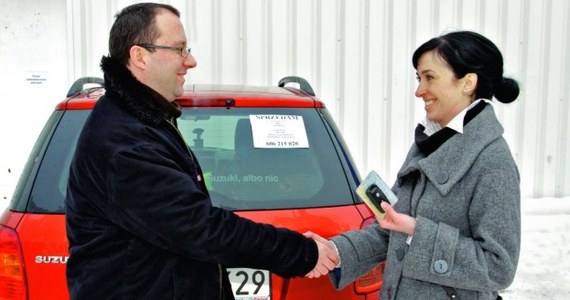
[
  {"left": 503, "top": 197, "right": 570, "bottom": 299},
  {"left": 0, "top": 196, "right": 568, "bottom": 298}
]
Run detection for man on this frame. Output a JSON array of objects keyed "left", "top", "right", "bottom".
[{"left": 65, "top": 3, "right": 336, "bottom": 299}]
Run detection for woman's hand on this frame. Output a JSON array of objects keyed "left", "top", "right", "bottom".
[{"left": 378, "top": 201, "right": 417, "bottom": 236}]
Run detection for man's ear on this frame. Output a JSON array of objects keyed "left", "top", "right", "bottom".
[
  {"left": 463, "top": 73, "right": 478, "bottom": 94},
  {"left": 128, "top": 45, "right": 147, "bottom": 70}
]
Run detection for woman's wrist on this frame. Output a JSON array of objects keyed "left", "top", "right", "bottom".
[{"left": 406, "top": 217, "right": 417, "bottom": 236}]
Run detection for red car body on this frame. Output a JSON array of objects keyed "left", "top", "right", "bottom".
[{"left": 0, "top": 77, "right": 384, "bottom": 299}]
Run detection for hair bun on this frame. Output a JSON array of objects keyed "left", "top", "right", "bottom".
[{"left": 494, "top": 77, "right": 520, "bottom": 103}]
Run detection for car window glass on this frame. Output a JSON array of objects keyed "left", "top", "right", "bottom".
[
  {"left": 28, "top": 110, "right": 89, "bottom": 213},
  {"left": 26, "top": 107, "right": 353, "bottom": 213},
  {"left": 177, "top": 108, "right": 352, "bottom": 210}
]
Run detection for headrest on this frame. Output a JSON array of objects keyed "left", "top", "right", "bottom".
[{"left": 234, "top": 119, "right": 253, "bottom": 158}]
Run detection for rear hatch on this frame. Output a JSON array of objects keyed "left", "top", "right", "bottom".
[
  {"left": 2, "top": 87, "right": 383, "bottom": 299},
  {"left": 236, "top": 206, "right": 380, "bottom": 299},
  {"left": 1, "top": 207, "right": 378, "bottom": 299}
]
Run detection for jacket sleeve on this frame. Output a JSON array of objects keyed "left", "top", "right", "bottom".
[
  {"left": 329, "top": 222, "right": 389, "bottom": 289},
  {"left": 107, "top": 142, "right": 318, "bottom": 278},
  {"left": 402, "top": 150, "right": 521, "bottom": 291}
]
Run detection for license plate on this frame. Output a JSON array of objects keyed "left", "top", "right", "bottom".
[{"left": 228, "top": 268, "right": 271, "bottom": 300}]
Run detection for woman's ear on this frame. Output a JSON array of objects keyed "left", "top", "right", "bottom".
[{"left": 462, "top": 73, "right": 478, "bottom": 95}]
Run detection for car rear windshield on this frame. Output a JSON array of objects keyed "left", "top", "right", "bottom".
[{"left": 22, "top": 107, "right": 355, "bottom": 213}]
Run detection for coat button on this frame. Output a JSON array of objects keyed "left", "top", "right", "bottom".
[
  {"left": 436, "top": 171, "right": 448, "bottom": 184},
  {"left": 434, "top": 259, "right": 448, "bottom": 274}
]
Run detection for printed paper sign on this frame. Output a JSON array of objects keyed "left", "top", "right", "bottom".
[
  {"left": 249, "top": 115, "right": 309, "bottom": 148},
  {"left": 25, "top": 71, "right": 48, "bottom": 87}
]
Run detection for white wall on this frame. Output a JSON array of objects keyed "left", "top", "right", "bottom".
[
  {"left": 1, "top": 0, "right": 569, "bottom": 200},
  {"left": 0, "top": 0, "right": 68, "bottom": 201}
]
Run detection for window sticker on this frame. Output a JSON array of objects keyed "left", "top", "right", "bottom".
[{"left": 249, "top": 115, "right": 309, "bottom": 148}]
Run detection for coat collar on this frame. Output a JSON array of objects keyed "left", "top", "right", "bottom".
[
  {"left": 100, "top": 55, "right": 181, "bottom": 126},
  {"left": 397, "top": 104, "right": 504, "bottom": 195}
]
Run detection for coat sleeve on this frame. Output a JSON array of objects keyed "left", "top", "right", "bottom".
[
  {"left": 402, "top": 149, "right": 521, "bottom": 291},
  {"left": 107, "top": 142, "right": 318, "bottom": 278},
  {"left": 329, "top": 222, "right": 389, "bottom": 289}
]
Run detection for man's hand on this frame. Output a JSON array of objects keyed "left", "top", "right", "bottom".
[{"left": 303, "top": 231, "right": 339, "bottom": 278}]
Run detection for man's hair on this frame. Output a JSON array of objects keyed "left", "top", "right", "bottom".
[{"left": 109, "top": 3, "right": 180, "bottom": 66}]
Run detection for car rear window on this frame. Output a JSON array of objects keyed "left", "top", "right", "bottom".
[
  {"left": 177, "top": 108, "right": 353, "bottom": 210},
  {"left": 20, "top": 107, "right": 354, "bottom": 213},
  {"left": 19, "top": 110, "right": 88, "bottom": 213}
]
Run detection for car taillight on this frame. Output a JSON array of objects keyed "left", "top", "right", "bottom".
[
  {"left": 355, "top": 216, "right": 384, "bottom": 294},
  {"left": 177, "top": 98, "right": 236, "bottom": 107},
  {"left": 0, "top": 226, "right": 27, "bottom": 300}
]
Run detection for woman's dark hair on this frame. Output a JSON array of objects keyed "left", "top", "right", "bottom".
[
  {"left": 412, "top": 31, "right": 519, "bottom": 103},
  {"left": 108, "top": 3, "right": 180, "bottom": 66}
]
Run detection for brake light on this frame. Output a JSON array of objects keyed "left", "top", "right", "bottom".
[
  {"left": 354, "top": 217, "right": 384, "bottom": 294},
  {"left": 355, "top": 262, "right": 385, "bottom": 294},
  {"left": 177, "top": 98, "right": 235, "bottom": 107},
  {"left": 0, "top": 226, "right": 27, "bottom": 300}
]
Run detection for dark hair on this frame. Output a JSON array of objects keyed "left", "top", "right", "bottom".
[
  {"left": 109, "top": 3, "right": 180, "bottom": 66},
  {"left": 412, "top": 31, "right": 519, "bottom": 103}
]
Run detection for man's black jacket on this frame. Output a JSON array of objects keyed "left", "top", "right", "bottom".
[{"left": 65, "top": 56, "right": 318, "bottom": 300}]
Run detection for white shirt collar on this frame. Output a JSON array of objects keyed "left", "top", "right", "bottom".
[{"left": 420, "top": 99, "right": 491, "bottom": 136}]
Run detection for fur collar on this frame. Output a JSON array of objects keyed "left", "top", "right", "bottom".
[{"left": 100, "top": 55, "right": 181, "bottom": 125}]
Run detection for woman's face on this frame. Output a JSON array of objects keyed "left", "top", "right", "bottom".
[{"left": 415, "top": 51, "right": 474, "bottom": 126}]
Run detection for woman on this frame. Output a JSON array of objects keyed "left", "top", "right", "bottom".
[{"left": 313, "top": 31, "right": 521, "bottom": 299}]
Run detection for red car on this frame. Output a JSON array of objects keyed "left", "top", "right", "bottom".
[{"left": 0, "top": 76, "right": 384, "bottom": 299}]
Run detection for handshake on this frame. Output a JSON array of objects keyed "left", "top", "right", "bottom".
[
  {"left": 301, "top": 202, "right": 410, "bottom": 279},
  {"left": 303, "top": 231, "right": 340, "bottom": 278}
]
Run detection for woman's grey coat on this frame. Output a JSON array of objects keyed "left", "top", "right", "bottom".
[{"left": 330, "top": 104, "right": 521, "bottom": 299}]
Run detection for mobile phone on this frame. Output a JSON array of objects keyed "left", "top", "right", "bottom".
[
  {"left": 366, "top": 184, "right": 387, "bottom": 213},
  {"left": 356, "top": 170, "right": 398, "bottom": 220}
]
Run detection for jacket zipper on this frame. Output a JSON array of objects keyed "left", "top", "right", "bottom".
[
  {"left": 165, "top": 120, "right": 202, "bottom": 181},
  {"left": 166, "top": 119, "right": 225, "bottom": 299},
  {"left": 165, "top": 119, "right": 194, "bottom": 160},
  {"left": 219, "top": 264, "right": 224, "bottom": 300}
]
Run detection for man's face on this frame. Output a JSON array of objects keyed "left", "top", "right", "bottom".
[{"left": 138, "top": 11, "right": 197, "bottom": 101}]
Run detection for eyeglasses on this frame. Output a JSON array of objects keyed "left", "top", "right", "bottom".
[{"left": 137, "top": 44, "right": 192, "bottom": 58}]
